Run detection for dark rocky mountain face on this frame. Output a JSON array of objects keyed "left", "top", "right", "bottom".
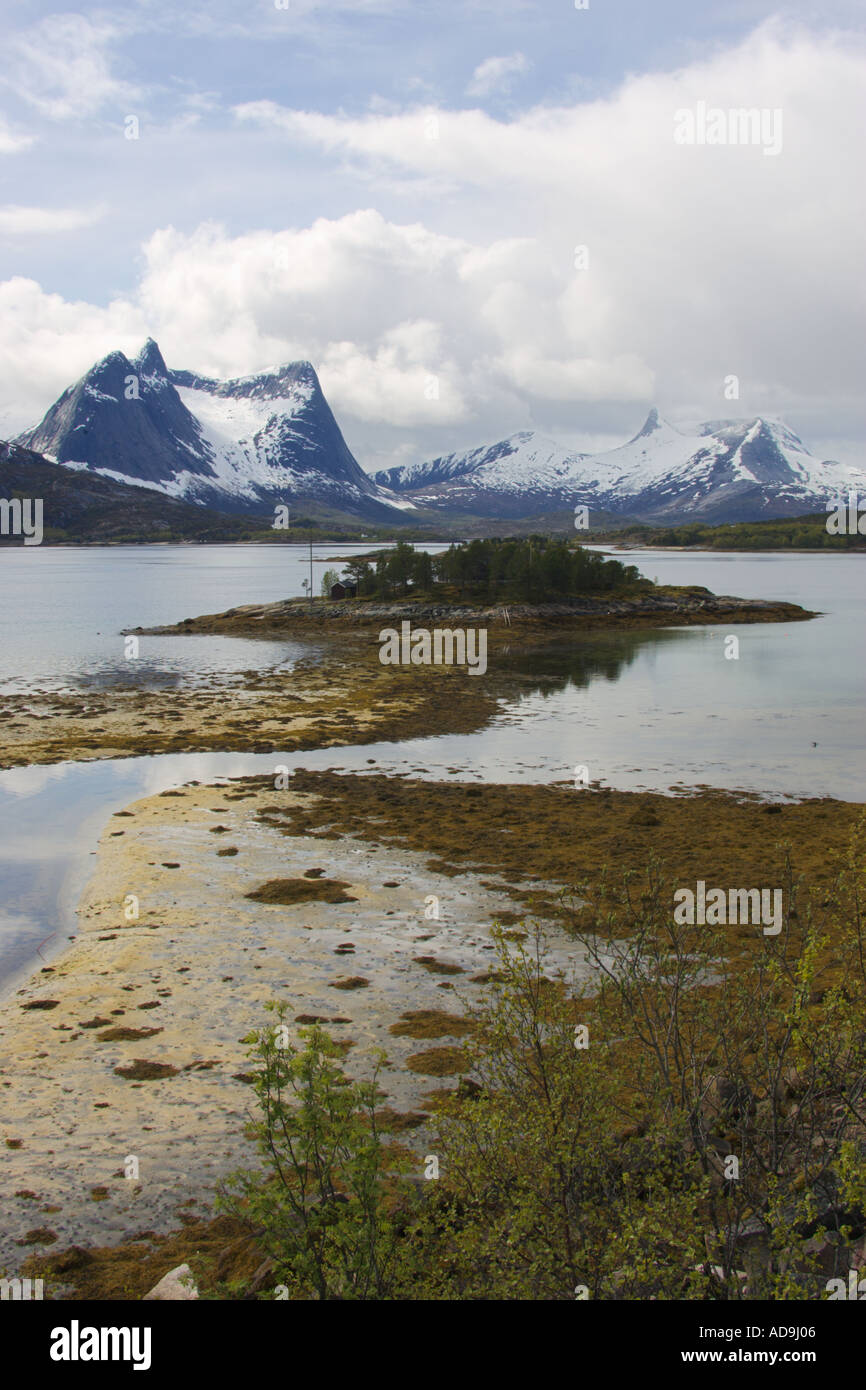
[
  {"left": 17, "top": 340, "right": 411, "bottom": 523},
  {"left": 21, "top": 342, "right": 215, "bottom": 488}
]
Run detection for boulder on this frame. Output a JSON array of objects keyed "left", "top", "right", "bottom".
[{"left": 142, "top": 1263, "right": 199, "bottom": 1301}]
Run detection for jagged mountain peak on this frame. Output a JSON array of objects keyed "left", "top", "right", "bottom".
[
  {"left": 87, "top": 348, "right": 132, "bottom": 379},
  {"left": 15, "top": 340, "right": 411, "bottom": 521},
  {"left": 629, "top": 407, "right": 667, "bottom": 441},
  {"left": 132, "top": 338, "right": 169, "bottom": 378},
  {"left": 169, "top": 357, "right": 321, "bottom": 404},
  {"left": 376, "top": 407, "right": 865, "bottom": 524}
]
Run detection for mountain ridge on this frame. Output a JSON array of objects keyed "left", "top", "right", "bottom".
[
  {"left": 16, "top": 341, "right": 865, "bottom": 525},
  {"left": 17, "top": 340, "right": 411, "bottom": 522},
  {"left": 374, "top": 410, "right": 863, "bottom": 523}
]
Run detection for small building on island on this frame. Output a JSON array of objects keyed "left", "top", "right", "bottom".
[{"left": 329, "top": 581, "right": 357, "bottom": 600}]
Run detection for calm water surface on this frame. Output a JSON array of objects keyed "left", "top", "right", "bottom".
[
  {"left": 0, "top": 543, "right": 428, "bottom": 693},
  {"left": 0, "top": 545, "right": 862, "bottom": 992}
]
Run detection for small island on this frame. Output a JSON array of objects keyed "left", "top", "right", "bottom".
[{"left": 130, "top": 537, "right": 814, "bottom": 639}]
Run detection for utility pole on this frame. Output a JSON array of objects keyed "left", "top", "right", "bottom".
[{"left": 309, "top": 529, "right": 314, "bottom": 605}]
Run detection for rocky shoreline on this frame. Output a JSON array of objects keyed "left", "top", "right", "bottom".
[{"left": 129, "top": 587, "right": 814, "bottom": 636}]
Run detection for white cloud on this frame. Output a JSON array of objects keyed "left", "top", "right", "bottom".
[
  {"left": 466, "top": 52, "right": 530, "bottom": 97},
  {"left": 8, "top": 15, "right": 141, "bottom": 121},
  {"left": 0, "top": 277, "right": 145, "bottom": 439},
  {"left": 0, "top": 205, "right": 106, "bottom": 235},
  {"left": 0, "top": 116, "right": 35, "bottom": 154},
  {"left": 1, "top": 20, "right": 864, "bottom": 468}
]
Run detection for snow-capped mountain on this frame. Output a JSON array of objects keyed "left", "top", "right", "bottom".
[
  {"left": 19, "top": 347, "right": 863, "bottom": 527},
  {"left": 17, "top": 339, "right": 413, "bottom": 521},
  {"left": 374, "top": 410, "right": 865, "bottom": 523}
]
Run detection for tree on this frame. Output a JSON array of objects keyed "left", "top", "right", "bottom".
[
  {"left": 342, "top": 557, "right": 375, "bottom": 595},
  {"left": 219, "top": 1010, "right": 413, "bottom": 1300},
  {"left": 320, "top": 568, "right": 340, "bottom": 597}
]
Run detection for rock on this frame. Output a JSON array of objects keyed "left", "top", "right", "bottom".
[
  {"left": 701, "top": 1073, "right": 754, "bottom": 1128},
  {"left": 142, "top": 1263, "right": 199, "bottom": 1300}
]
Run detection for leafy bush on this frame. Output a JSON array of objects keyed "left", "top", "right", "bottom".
[
  {"left": 219, "top": 1009, "right": 413, "bottom": 1299},
  {"left": 227, "top": 834, "right": 866, "bottom": 1300}
]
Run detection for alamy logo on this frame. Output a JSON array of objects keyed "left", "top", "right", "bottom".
[
  {"left": 0, "top": 1276, "right": 43, "bottom": 1300},
  {"left": 673, "top": 880, "right": 782, "bottom": 935},
  {"left": 674, "top": 102, "right": 783, "bottom": 156},
  {"left": 378, "top": 621, "right": 487, "bottom": 676},
  {"left": 0, "top": 497, "right": 43, "bottom": 545},
  {"left": 826, "top": 1271, "right": 866, "bottom": 1299},
  {"left": 49, "top": 1321, "right": 152, "bottom": 1371},
  {"left": 826, "top": 493, "right": 866, "bottom": 536}
]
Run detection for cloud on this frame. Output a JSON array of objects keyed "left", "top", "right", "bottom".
[
  {"left": 0, "top": 20, "right": 864, "bottom": 469},
  {"left": 0, "top": 206, "right": 106, "bottom": 235},
  {"left": 8, "top": 14, "right": 141, "bottom": 121},
  {"left": 0, "top": 116, "right": 35, "bottom": 154},
  {"left": 466, "top": 52, "right": 530, "bottom": 97},
  {"left": 230, "top": 22, "right": 866, "bottom": 446},
  {"left": 0, "top": 278, "right": 145, "bottom": 438}
]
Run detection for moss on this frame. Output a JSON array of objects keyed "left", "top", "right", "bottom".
[
  {"left": 328, "top": 976, "right": 369, "bottom": 991},
  {"left": 374, "top": 1107, "right": 427, "bottom": 1131},
  {"left": 96, "top": 1026, "right": 162, "bottom": 1042},
  {"left": 263, "top": 770, "right": 862, "bottom": 942},
  {"left": 245, "top": 877, "right": 358, "bottom": 905},
  {"left": 113, "top": 1060, "right": 179, "bottom": 1081},
  {"left": 15, "top": 1227, "right": 57, "bottom": 1246},
  {"left": 389, "top": 1009, "right": 476, "bottom": 1040},
  {"left": 412, "top": 956, "right": 465, "bottom": 976},
  {"left": 22, "top": 1214, "right": 257, "bottom": 1300},
  {"left": 405, "top": 1046, "right": 470, "bottom": 1076},
  {"left": 294, "top": 1014, "right": 351, "bottom": 1024}
]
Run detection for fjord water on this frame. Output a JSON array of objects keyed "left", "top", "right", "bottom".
[
  {"left": 0, "top": 543, "right": 402, "bottom": 693},
  {"left": 0, "top": 545, "right": 863, "bottom": 990},
  {"left": 325, "top": 548, "right": 865, "bottom": 802}
]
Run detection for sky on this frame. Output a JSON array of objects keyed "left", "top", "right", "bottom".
[{"left": 0, "top": 0, "right": 864, "bottom": 474}]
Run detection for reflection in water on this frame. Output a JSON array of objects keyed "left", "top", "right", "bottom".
[
  {"left": 0, "top": 751, "right": 281, "bottom": 996},
  {"left": 1, "top": 548, "right": 864, "bottom": 993},
  {"left": 42, "top": 636, "right": 307, "bottom": 694},
  {"left": 494, "top": 628, "right": 686, "bottom": 698}
]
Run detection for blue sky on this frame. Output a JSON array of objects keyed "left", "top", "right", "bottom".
[{"left": 1, "top": 1, "right": 864, "bottom": 471}]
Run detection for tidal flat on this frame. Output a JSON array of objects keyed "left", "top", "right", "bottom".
[
  {"left": 4, "top": 582, "right": 859, "bottom": 1299},
  {"left": 4, "top": 768, "right": 861, "bottom": 1297}
]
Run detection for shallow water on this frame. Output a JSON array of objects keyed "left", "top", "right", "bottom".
[
  {"left": 292, "top": 549, "right": 866, "bottom": 802},
  {"left": 0, "top": 546, "right": 863, "bottom": 992},
  {"left": 0, "top": 542, "right": 427, "bottom": 693}
]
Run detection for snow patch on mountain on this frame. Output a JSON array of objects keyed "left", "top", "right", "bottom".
[
  {"left": 16, "top": 339, "right": 413, "bottom": 520},
  {"left": 376, "top": 409, "right": 866, "bottom": 523}
]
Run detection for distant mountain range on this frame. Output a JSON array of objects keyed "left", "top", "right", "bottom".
[
  {"left": 374, "top": 410, "right": 866, "bottom": 524},
  {"left": 16, "top": 339, "right": 412, "bottom": 524},
  {"left": 12, "top": 340, "right": 864, "bottom": 527}
]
